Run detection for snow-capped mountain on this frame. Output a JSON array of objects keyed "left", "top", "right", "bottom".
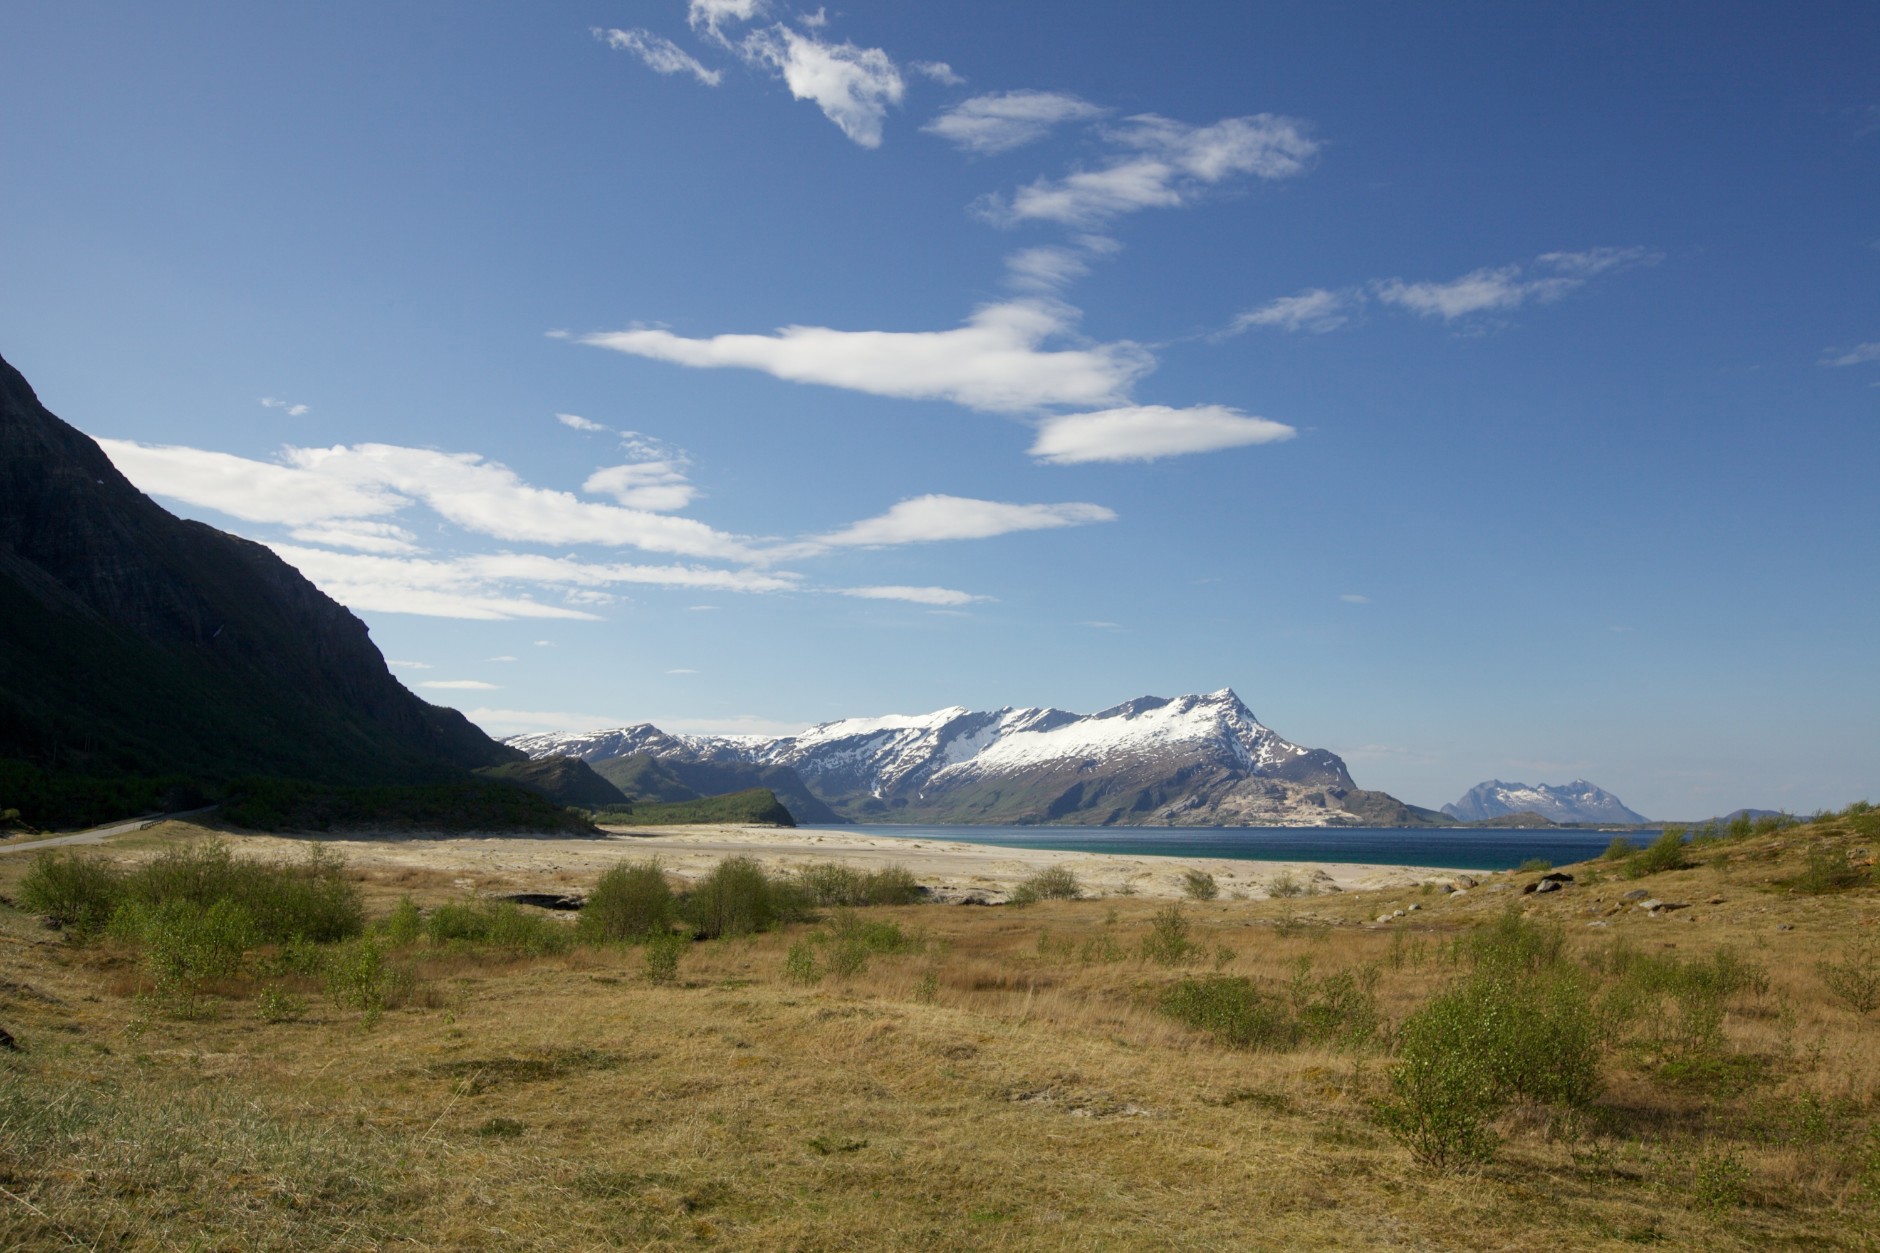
[
  {"left": 1441, "top": 779, "right": 1648, "bottom": 825},
  {"left": 508, "top": 689, "right": 1438, "bottom": 827}
]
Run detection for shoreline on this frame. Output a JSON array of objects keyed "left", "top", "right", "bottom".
[{"left": 120, "top": 821, "right": 1474, "bottom": 903}]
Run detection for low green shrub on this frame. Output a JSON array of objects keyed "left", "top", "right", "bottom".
[
  {"left": 794, "top": 861, "right": 923, "bottom": 906},
  {"left": 18, "top": 850, "right": 125, "bottom": 938},
  {"left": 577, "top": 860, "right": 676, "bottom": 943},
  {"left": 254, "top": 986, "right": 308, "bottom": 1023},
  {"left": 325, "top": 936, "right": 412, "bottom": 1025},
  {"left": 1008, "top": 865, "right": 1080, "bottom": 905},
  {"left": 1817, "top": 936, "right": 1880, "bottom": 1016},
  {"left": 1793, "top": 845, "right": 1870, "bottom": 894},
  {"left": 1623, "top": 826, "right": 1689, "bottom": 878},
  {"left": 1287, "top": 957, "right": 1382, "bottom": 1049},
  {"left": 112, "top": 897, "right": 258, "bottom": 1017},
  {"left": 1182, "top": 869, "right": 1220, "bottom": 901},
  {"left": 1266, "top": 871, "right": 1308, "bottom": 898},
  {"left": 783, "top": 939, "right": 821, "bottom": 985},
  {"left": 1140, "top": 903, "right": 1198, "bottom": 966},
  {"left": 682, "top": 856, "right": 810, "bottom": 938},
  {"left": 381, "top": 896, "right": 422, "bottom": 945},
  {"left": 424, "top": 900, "right": 573, "bottom": 955},
  {"left": 643, "top": 932, "right": 685, "bottom": 985},
  {"left": 1603, "top": 836, "right": 1637, "bottom": 860},
  {"left": 124, "top": 841, "right": 362, "bottom": 944},
  {"left": 1159, "top": 976, "right": 1298, "bottom": 1050},
  {"left": 1516, "top": 857, "right": 1553, "bottom": 873}
]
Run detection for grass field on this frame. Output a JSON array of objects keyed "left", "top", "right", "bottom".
[{"left": 1, "top": 808, "right": 1876, "bottom": 1249}]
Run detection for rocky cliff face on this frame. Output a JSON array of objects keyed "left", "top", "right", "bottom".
[
  {"left": 0, "top": 351, "right": 517, "bottom": 782},
  {"left": 511, "top": 690, "right": 1440, "bottom": 827},
  {"left": 1442, "top": 779, "right": 1648, "bottom": 825}
]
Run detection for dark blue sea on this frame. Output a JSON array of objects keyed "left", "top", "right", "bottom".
[{"left": 801, "top": 824, "right": 1635, "bottom": 872}]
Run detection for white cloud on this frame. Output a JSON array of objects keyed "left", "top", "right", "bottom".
[
  {"left": 1535, "top": 245, "right": 1661, "bottom": 277},
  {"left": 286, "top": 520, "right": 420, "bottom": 555},
  {"left": 923, "top": 90, "right": 1103, "bottom": 154},
  {"left": 421, "top": 679, "right": 500, "bottom": 691},
  {"left": 1340, "top": 593, "right": 1370, "bottom": 604},
  {"left": 556, "top": 412, "right": 607, "bottom": 432},
  {"left": 1004, "top": 246, "right": 1091, "bottom": 293},
  {"left": 260, "top": 397, "right": 310, "bottom": 417},
  {"left": 740, "top": 26, "right": 904, "bottom": 147},
  {"left": 688, "top": 0, "right": 765, "bottom": 42},
  {"left": 1822, "top": 341, "right": 1880, "bottom": 367},
  {"left": 593, "top": 28, "right": 722, "bottom": 87},
  {"left": 838, "top": 585, "right": 989, "bottom": 606},
  {"left": 910, "top": 60, "right": 964, "bottom": 86},
  {"left": 387, "top": 659, "right": 431, "bottom": 669},
  {"left": 97, "top": 439, "right": 403, "bottom": 526},
  {"left": 1030, "top": 404, "right": 1296, "bottom": 465},
  {"left": 266, "top": 545, "right": 605, "bottom": 621},
  {"left": 583, "top": 461, "right": 698, "bottom": 512},
  {"left": 986, "top": 113, "right": 1316, "bottom": 226},
  {"left": 809, "top": 494, "right": 1115, "bottom": 548},
  {"left": 100, "top": 439, "right": 757, "bottom": 562},
  {"left": 1231, "top": 288, "right": 1352, "bottom": 334},
  {"left": 459, "top": 552, "right": 799, "bottom": 593},
  {"left": 488, "top": 655, "right": 518, "bottom": 662},
  {"left": 1373, "top": 265, "right": 1572, "bottom": 320},
  {"left": 668, "top": 667, "right": 698, "bottom": 674},
  {"left": 580, "top": 298, "right": 1151, "bottom": 413},
  {"left": 1373, "top": 246, "right": 1659, "bottom": 321}
]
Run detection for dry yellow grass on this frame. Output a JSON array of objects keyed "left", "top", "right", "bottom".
[{"left": 2, "top": 815, "right": 1878, "bottom": 1249}]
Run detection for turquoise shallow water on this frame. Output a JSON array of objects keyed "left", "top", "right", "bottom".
[{"left": 801, "top": 824, "right": 1635, "bottom": 872}]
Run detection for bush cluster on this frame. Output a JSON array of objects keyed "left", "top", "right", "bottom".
[
  {"left": 793, "top": 861, "right": 922, "bottom": 907},
  {"left": 1008, "top": 866, "right": 1081, "bottom": 905}
]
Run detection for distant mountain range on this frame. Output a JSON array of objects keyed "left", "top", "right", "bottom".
[
  {"left": 0, "top": 350, "right": 518, "bottom": 788},
  {"left": 509, "top": 689, "right": 1449, "bottom": 827},
  {"left": 1442, "top": 779, "right": 1649, "bottom": 825}
]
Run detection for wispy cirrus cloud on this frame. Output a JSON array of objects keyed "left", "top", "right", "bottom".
[
  {"left": 923, "top": 90, "right": 1104, "bottom": 154},
  {"left": 688, "top": 0, "right": 765, "bottom": 42},
  {"left": 837, "top": 585, "right": 990, "bottom": 606},
  {"left": 592, "top": 27, "right": 722, "bottom": 86},
  {"left": 99, "top": 439, "right": 755, "bottom": 562},
  {"left": 1029, "top": 404, "right": 1295, "bottom": 465},
  {"left": 555, "top": 412, "right": 607, "bottom": 432},
  {"left": 1230, "top": 287, "right": 1353, "bottom": 334},
  {"left": 1232, "top": 246, "right": 1661, "bottom": 333},
  {"left": 981, "top": 113, "right": 1316, "bottom": 227},
  {"left": 421, "top": 679, "right": 500, "bottom": 691},
  {"left": 580, "top": 298, "right": 1151, "bottom": 413},
  {"left": 804, "top": 494, "right": 1115, "bottom": 550},
  {"left": 1821, "top": 340, "right": 1880, "bottom": 367},
  {"left": 260, "top": 397, "right": 309, "bottom": 417}
]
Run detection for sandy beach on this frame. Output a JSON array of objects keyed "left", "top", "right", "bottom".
[{"left": 118, "top": 821, "right": 1473, "bottom": 903}]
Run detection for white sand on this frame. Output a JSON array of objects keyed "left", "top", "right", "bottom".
[{"left": 158, "top": 822, "right": 1469, "bottom": 902}]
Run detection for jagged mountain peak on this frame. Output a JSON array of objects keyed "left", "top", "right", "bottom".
[{"left": 504, "top": 689, "right": 1388, "bottom": 827}]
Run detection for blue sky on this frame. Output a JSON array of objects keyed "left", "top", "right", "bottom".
[{"left": 2, "top": 1, "right": 1875, "bottom": 819}]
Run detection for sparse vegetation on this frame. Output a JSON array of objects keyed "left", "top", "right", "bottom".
[
  {"left": 1008, "top": 864, "right": 1081, "bottom": 904},
  {"left": 575, "top": 859, "right": 676, "bottom": 942},
  {"left": 1624, "top": 825, "right": 1690, "bottom": 878},
  {"left": 4, "top": 810, "right": 1879, "bottom": 1247},
  {"left": 794, "top": 861, "right": 923, "bottom": 906},
  {"left": 1181, "top": 868, "right": 1220, "bottom": 900}
]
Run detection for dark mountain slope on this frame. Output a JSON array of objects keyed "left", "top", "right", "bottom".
[{"left": 0, "top": 351, "right": 517, "bottom": 787}]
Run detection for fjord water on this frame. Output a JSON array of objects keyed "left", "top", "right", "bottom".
[{"left": 810, "top": 824, "right": 1634, "bottom": 871}]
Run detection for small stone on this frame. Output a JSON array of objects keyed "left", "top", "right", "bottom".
[
  {"left": 1621, "top": 889, "right": 1650, "bottom": 901},
  {"left": 1707, "top": 896, "right": 1724, "bottom": 905},
  {"left": 1407, "top": 903, "right": 1421, "bottom": 912},
  {"left": 1533, "top": 879, "right": 1563, "bottom": 894},
  {"left": 1777, "top": 923, "right": 1794, "bottom": 932},
  {"left": 1639, "top": 898, "right": 1664, "bottom": 912},
  {"left": 1454, "top": 875, "right": 1478, "bottom": 890},
  {"left": 0, "top": 1027, "right": 16, "bottom": 1052},
  {"left": 1587, "top": 921, "right": 1609, "bottom": 928}
]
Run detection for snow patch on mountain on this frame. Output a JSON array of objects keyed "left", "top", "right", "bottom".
[{"left": 1442, "top": 779, "right": 1648, "bottom": 825}]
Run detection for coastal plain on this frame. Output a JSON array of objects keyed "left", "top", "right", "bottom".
[{"left": 2, "top": 814, "right": 1877, "bottom": 1250}]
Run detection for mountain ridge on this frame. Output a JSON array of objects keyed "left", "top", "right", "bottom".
[
  {"left": 0, "top": 350, "right": 519, "bottom": 795},
  {"left": 1442, "top": 779, "right": 1648, "bottom": 825},
  {"left": 510, "top": 690, "right": 1445, "bottom": 827}
]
